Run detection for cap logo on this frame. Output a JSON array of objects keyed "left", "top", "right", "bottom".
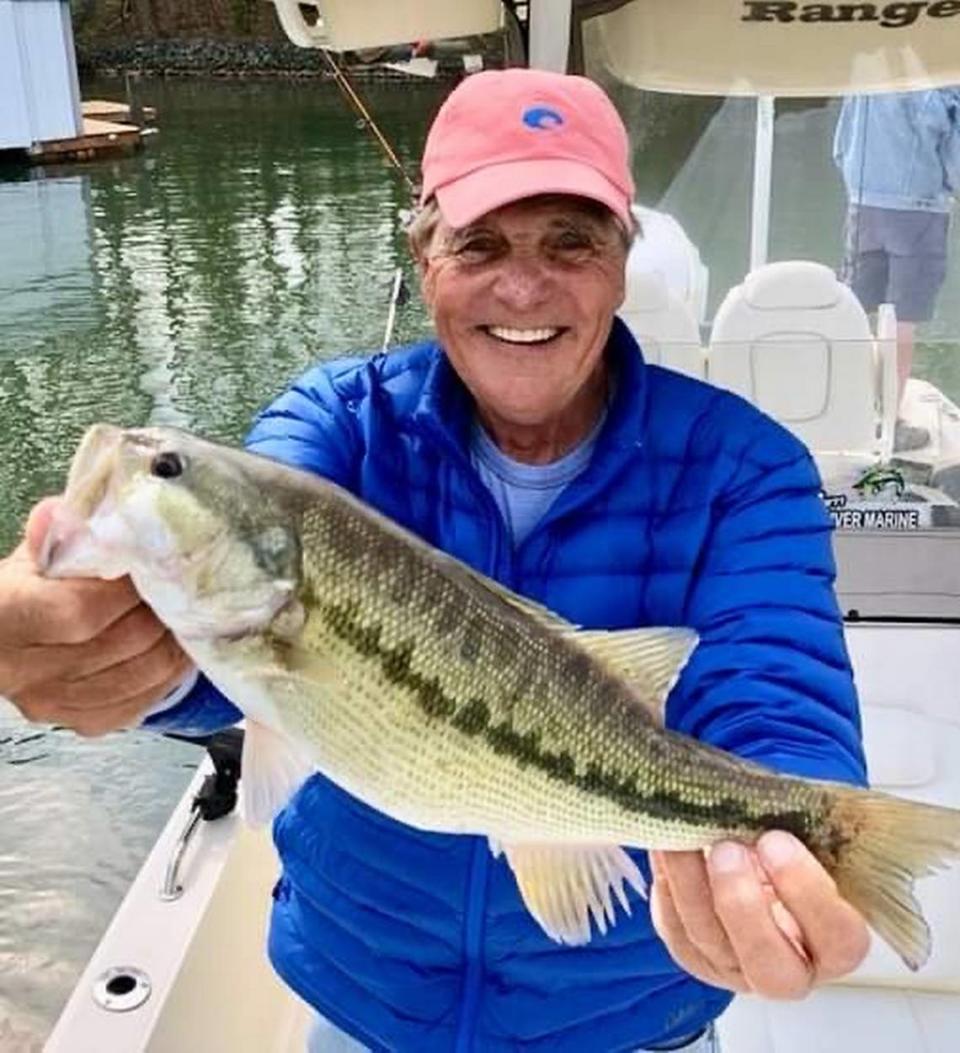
[{"left": 522, "top": 106, "right": 564, "bottom": 130}]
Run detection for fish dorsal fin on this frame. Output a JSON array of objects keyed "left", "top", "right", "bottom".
[
  {"left": 455, "top": 566, "right": 578, "bottom": 632},
  {"left": 241, "top": 718, "right": 317, "bottom": 826},
  {"left": 451, "top": 559, "right": 697, "bottom": 723},
  {"left": 494, "top": 840, "right": 647, "bottom": 945},
  {"left": 572, "top": 627, "right": 698, "bottom": 724}
]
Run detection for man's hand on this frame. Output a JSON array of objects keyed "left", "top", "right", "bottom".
[
  {"left": 0, "top": 497, "right": 193, "bottom": 736},
  {"left": 650, "top": 831, "right": 870, "bottom": 998}
]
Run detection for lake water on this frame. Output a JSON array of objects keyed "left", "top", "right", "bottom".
[
  {"left": 0, "top": 74, "right": 441, "bottom": 1047},
  {"left": 2, "top": 73, "right": 960, "bottom": 1048}
]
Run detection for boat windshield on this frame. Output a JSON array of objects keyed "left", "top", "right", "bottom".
[{"left": 575, "top": 7, "right": 960, "bottom": 621}]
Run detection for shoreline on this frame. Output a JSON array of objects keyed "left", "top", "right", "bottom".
[{"left": 76, "top": 37, "right": 496, "bottom": 80}]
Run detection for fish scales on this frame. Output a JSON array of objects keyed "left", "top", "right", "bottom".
[
  {"left": 275, "top": 492, "right": 834, "bottom": 849},
  {"left": 42, "top": 424, "right": 960, "bottom": 966}
]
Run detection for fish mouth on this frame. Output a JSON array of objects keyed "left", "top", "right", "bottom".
[
  {"left": 38, "top": 425, "right": 120, "bottom": 575},
  {"left": 39, "top": 424, "right": 162, "bottom": 579}
]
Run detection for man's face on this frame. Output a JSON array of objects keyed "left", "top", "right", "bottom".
[{"left": 416, "top": 196, "right": 628, "bottom": 428}]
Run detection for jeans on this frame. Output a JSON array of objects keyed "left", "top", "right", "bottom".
[
  {"left": 307, "top": 1016, "right": 721, "bottom": 1052},
  {"left": 647, "top": 1023, "right": 720, "bottom": 1053}
]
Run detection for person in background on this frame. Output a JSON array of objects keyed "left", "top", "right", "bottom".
[
  {"left": 1, "top": 70, "right": 869, "bottom": 1052},
  {"left": 834, "top": 87, "right": 960, "bottom": 452}
]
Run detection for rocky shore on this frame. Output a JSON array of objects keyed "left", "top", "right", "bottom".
[{"left": 75, "top": 37, "right": 496, "bottom": 79}]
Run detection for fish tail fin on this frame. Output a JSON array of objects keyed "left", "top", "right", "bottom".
[{"left": 828, "top": 789, "right": 960, "bottom": 971}]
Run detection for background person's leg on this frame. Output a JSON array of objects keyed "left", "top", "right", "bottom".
[
  {"left": 841, "top": 204, "right": 888, "bottom": 316},
  {"left": 886, "top": 220, "right": 948, "bottom": 450}
]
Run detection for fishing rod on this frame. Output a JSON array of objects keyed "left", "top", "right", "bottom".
[
  {"left": 318, "top": 47, "right": 417, "bottom": 348},
  {"left": 319, "top": 47, "right": 419, "bottom": 201}
]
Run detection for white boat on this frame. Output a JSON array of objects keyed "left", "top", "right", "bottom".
[{"left": 45, "top": 2, "right": 960, "bottom": 1051}]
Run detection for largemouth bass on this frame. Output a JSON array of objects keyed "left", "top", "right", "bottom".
[{"left": 41, "top": 424, "right": 960, "bottom": 969}]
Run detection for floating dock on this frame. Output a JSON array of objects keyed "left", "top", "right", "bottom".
[
  {"left": 81, "top": 99, "right": 158, "bottom": 124},
  {"left": 21, "top": 101, "right": 158, "bottom": 165},
  {"left": 26, "top": 116, "right": 144, "bottom": 163}
]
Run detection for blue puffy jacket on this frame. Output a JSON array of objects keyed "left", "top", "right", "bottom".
[{"left": 150, "top": 318, "right": 865, "bottom": 1052}]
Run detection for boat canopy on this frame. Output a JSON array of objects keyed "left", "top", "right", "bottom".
[
  {"left": 271, "top": 0, "right": 960, "bottom": 94},
  {"left": 592, "top": 0, "right": 960, "bottom": 97},
  {"left": 268, "top": 0, "right": 503, "bottom": 52}
]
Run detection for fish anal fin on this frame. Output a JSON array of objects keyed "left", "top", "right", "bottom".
[
  {"left": 573, "top": 627, "right": 698, "bottom": 724},
  {"left": 496, "top": 841, "right": 646, "bottom": 945},
  {"left": 241, "top": 718, "right": 316, "bottom": 826}
]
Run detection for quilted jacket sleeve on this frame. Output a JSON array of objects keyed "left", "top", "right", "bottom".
[
  {"left": 669, "top": 410, "right": 866, "bottom": 787},
  {"left": 144, "top": 361, "right": 362, "bottom": 733}
]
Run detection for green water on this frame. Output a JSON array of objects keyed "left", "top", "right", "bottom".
[
  {"left": 0, "top": 74, "right": 443, "bottom": 1045},
  {"left": 2, "top": 74, "right": 960, "bottom": 1046},
  {"left": 0, "top": 77, "right": 447, "bottom": 559}
]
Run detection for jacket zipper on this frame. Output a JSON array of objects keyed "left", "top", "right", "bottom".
[
  {"left": 453, "top": 471, "right": 512, "bottom": 1053},
  {"left": 453, "top": 839, "right": 490, "bottom": 1053}
]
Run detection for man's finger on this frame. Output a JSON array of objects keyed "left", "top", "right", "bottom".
[
  {"left": 650, "top": 852, "right": 748, "bottom": 993},
  {"left": 18, "top": 631, "right": 192, "bottom": 718},
  {"left": 58, "top": 604, "right": 171, "bottom": 681},
  {"left": 6, "top": 574, "right": 143, "bottom": 648},
  {"left": 67, "top": 679, "right": 189, "bottom": 738},
  {"left": 24, "top": 496, "right": 62, "bottom": 562},
  {"left": 707, "top": 839, "right": 814, "bottom": 999},
  {"left": 60, "top": 630, "right": 193, "bottom": 710},
  {"left": 652, "top": 849, "right": 740, "bottom": 971},
  {"left": 69, "top": 706, "right": 148, "bottom": 737},
  {"left": 757, "top": 831, "right": 870, "bottom": 982}
]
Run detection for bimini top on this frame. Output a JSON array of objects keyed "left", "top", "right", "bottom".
[{"left": 593, "top": 0, "right": 960, "bottom": 97}]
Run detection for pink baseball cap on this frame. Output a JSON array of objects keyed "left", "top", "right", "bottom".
[{"left": 420, "top": 68, "right": 635, "bottom": 229}]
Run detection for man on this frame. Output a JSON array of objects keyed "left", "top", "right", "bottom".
[
  {"left": 834, "top": 88, "right": 960, "bottom": 451},
  {"left": 1, "top": 70, "right": 868, "bottom": 1051}
]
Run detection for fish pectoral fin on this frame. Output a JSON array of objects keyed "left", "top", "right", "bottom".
[
  {"left": 572, "top": 627, "right": 698, "bottom": 723},
  {"left": 498, "top": 841, "right": 647, "bottom": 945},
  {"left": 241, "top": 718, "right": 316, "bottom": 826}
]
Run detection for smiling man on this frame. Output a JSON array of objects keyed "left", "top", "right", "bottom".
[
  {"left": 1, "top": 70, "right": 869, "bottom": 1052},
  {"left": 413, "top": 195, "right": 625, "bottom": 465}
]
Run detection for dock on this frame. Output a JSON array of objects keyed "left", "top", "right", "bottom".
[
  {"left": 27, "top": 116, "right": 144, "bottom": 163},
  {"left": 81, "top": 99, "right": 158, "bottom": 124},
  {"left": 22, "top": 101, "right": 158, "bottom": 165}
]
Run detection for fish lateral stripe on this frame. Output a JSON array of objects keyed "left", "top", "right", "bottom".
[
  {"left": 321, "top": 600, "right": 456, "bottom": 718},
  {"left": 50, "top": 424, "right": 960, "bottom": 968},
  {"left": 318, "top": 599, "right": 819, "bottom": 835}
]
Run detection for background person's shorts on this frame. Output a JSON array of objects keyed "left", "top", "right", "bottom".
[{"left": 841, "top": 204, "right": 949, "bottom": 322}]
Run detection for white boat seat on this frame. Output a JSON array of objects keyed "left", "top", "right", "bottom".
[
  {"left": 621, "top": 268, "right": 706, "bottom": 380},
  {"left": 706, "top": 261, "right": 897, "bottom": 486},
  {"left": 628, "top": 204, "right": 710, "bottom": 324}
]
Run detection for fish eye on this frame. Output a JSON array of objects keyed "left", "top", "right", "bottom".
[{"left": 150, "top": 451, "right": 185, "bottom": 480}]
